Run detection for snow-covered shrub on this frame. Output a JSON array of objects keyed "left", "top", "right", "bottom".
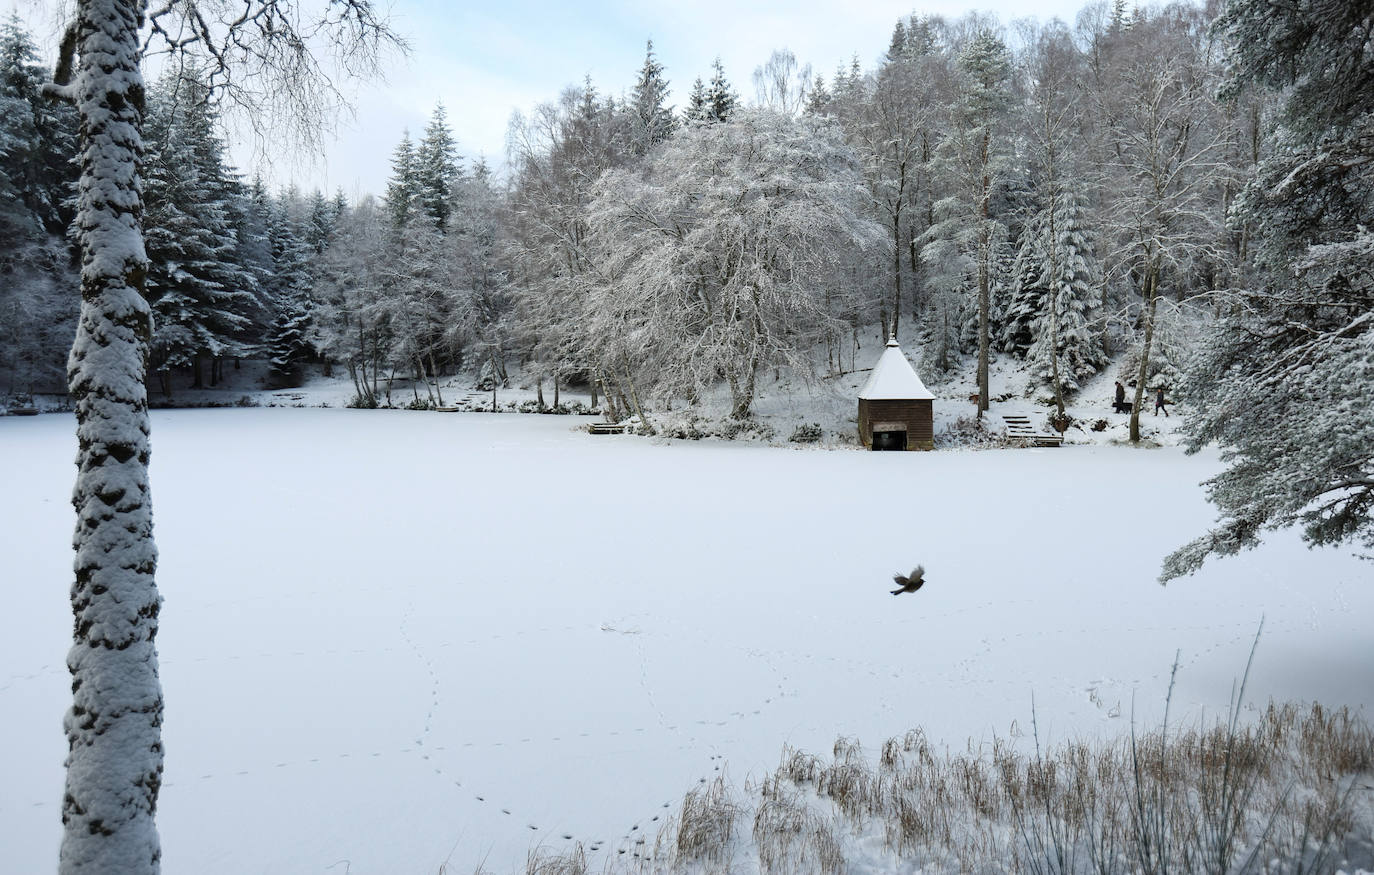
[
  {"left": 789, "top": 423, "right": 824, "bottom": 443},
  {"left": 937, "top": 415, "right": 1014, "bottom": 449}
]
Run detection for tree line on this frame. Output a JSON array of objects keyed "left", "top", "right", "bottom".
[{"left": 3, "top": 3, "right": 1240, "bottom": 428}]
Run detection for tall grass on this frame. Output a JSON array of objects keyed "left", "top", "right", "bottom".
[{"left": 499, "top": 694, "right": 1371, "bottom": 873}]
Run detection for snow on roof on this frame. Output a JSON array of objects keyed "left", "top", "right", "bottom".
[{"left": 859, "top": 338, "right": 935, "bottom": 400}]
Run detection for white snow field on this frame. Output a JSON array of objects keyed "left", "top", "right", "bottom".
[{"left": 2, "top": 409, "right": 1371, "bottom": 873}]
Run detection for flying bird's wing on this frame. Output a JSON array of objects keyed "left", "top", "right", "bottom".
[
  {"left": 892, "top": 572, "right": 908, "bottom": 586},
  {"left": 910, "top": 565, "right": 924, "bottom": 583}
]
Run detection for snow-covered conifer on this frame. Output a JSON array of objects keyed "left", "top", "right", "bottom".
[
  {"left": 141, "top": 78, "right": 257, "bottom": 393},
  {"left": 1021, "top": 197, "right": 1106, "bottom": 396},
  {"left": 705, "top": 58, "right": 738, "bottom": 123},
  {"left": 627, "top": 41, "right": 675, "bottom": 155},
  {"left": 1162, "top": 0, "right": 1374, "bottom": 580},
  {"left": 414, "top": 104, "right": 461, "bottom": 229},
  {"left": 385, "top": 132, "right": 418, "bottom": 228}
]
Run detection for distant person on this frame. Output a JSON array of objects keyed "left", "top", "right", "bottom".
[
  {"left": 1113, "top": 381, "right": 1131, "bottom": 413},
  {"left": 1154, "top": 386, "right": 1169, "bottom": 417}
]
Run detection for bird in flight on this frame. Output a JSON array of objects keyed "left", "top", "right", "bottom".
[{"left": 891, "top": 565, "right": 926, "bottom": 596}]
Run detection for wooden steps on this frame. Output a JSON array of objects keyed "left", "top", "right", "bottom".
[
  {"left": 1002, "top": 414, "right": 1063, "bottom": 447},
  {"left": 587, "top": 422, "right": 628, "bottom": 435}
]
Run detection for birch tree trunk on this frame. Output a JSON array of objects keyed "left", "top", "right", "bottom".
[
  {"left": 976, "top": 130, "right": 991, "bottom": 418},
  {"left": 60, "top": 0, "right": 164, "bottom": 871},
  {"left": 1129, "top": 259, "right": 1160, "bottom": 443}
]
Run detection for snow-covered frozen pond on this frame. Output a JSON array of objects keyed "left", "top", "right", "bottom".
[{"left": 2, "top": 409, "right": 1370, "bottom": 873}]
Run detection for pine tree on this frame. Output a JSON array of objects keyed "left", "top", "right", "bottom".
[
  {"left": 628, "top": 40, "right": 676, "bottom": 155},
  {"left": 141, "top": 77, "right": 258, "bottom": 394},
  {"left": 263, "top": 196, "right": 316, "bottom": 387},
  {"left": 887, "top": 19, "right": 908, "bottom": 62},
  {"left": 705, "top": 58, "right": 738, "bottom": 123},
  {"left": 305, "top": 188, "right": 336, "bottom": 253},
  {"left": 414, "top": 103, "right": 461, "bottom": 229},
  {"left": 385, "top": 131, "right": 418, "bottom": 228},
  {"left": 0, "top": 14, "right": 77, "bottom": 236},
  {"left": 684, "top": 76, "right": 708, "bottom": 123},
  {"left": 1021, "top": 197, "right": 1106, "bottom": 396}
]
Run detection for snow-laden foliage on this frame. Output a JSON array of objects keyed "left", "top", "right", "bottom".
[
  {"left": 1162, "top": 0, "right": 1374, "bottom": 581},
  {"left": 1015, "top": 197, "right": 1107, "bottom": 396},
  {"left": 628, "top": 40, "right": 676, "bottom": 156},
  {"left": 582, "top": 110, "right": 886, "bottom": 419},
  {"left": 142, "top": 77, "right": 259, "bottom": 391}
]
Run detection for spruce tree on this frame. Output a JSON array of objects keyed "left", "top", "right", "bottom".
[
  {"left": 684, "top": 77, "right": 708, "bottom": 123},
  {"left": 705, "top": 58, "right": 738, "bottom": 123},
  {"left": 386, "top": 131, "right": 418, "bottom": 228},
  {"left": 141, "top": 78, "right": 258, "bottom": 393},
  {"left": 414, "top": 103, "right": 461, "bottom": 229},
  {"left": 1021, "top": 197, "right": 1105, "bottom": 396},
  {"left": 263, "top": 196, "right": 316, "bottom": 387},
  {"left": 628, "top": 40, "right": 676, "bottom": 155},
  {"left": 0, "top": 13, "right": 77, "bottom": 236}
]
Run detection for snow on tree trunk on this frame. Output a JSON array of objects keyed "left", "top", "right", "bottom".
[
  {"left": 1128, "top": 260, "right": 1159, "bottom": 443},
  {"left": 60, "top": 0, "right": 164, "bottom": 871}
]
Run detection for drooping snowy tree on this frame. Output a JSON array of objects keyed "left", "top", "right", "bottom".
[
  {"left": 584, "top": 110, "right": 886, "bottom": 420},
  {"left": 448, "top": 159, "right": 508, "bottom": 389},
  {"left": 1162, "top": 0, "right": 1374, "bottom": 581},
  {"left": 43, "top": 2, "right": 399, "bottom": 870},
  {"left": 852, "top": 22, "right": 944, "bottom": 341}
]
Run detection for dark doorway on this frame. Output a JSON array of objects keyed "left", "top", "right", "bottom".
[{"left": 872, "top": 429, "right": 907, "bottom": 451}]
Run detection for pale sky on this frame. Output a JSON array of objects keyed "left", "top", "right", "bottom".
[{"left": 13, "top": 0, "right": 1095, "bottom": 198}]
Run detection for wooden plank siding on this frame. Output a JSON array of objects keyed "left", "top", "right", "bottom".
[{"left": 859, "top": 399, "right": 934, "bottom": 450}]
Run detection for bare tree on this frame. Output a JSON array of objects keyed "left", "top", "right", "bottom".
[
  {"left": 852, "top": 35, "right": 943, "bottom": 341},
  {"left": 752, "top": 48, "right": 812, "bottom": 115},
  {"left": 1089, "top": 5, "right": 1228, "bottom": 442},
  {"left": 43, "top": 2, "right": 400, "bottom": 870}
]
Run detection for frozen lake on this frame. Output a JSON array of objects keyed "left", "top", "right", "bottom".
[{"left": 2, "top": 409, "right": 1370, "bottom": 873}]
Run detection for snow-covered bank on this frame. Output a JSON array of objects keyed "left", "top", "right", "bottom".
[{"left": 2, "top": 410, "right": 1368, "bottom": 873}]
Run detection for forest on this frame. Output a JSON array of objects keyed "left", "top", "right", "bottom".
[
  {"left": 1, "top": 0, "right": 1370, "bottom": 561},
  {"left": 0, "top": 2, "right": 1292, "bottom": 420}
]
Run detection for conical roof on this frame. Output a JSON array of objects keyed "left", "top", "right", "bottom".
[{"left": 859, "top": 338, "right": 935, "bottom": 400}]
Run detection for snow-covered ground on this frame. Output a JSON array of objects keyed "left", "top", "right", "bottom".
[{"left": 2, "top": 409, "right": 1369, "bottom": 873}]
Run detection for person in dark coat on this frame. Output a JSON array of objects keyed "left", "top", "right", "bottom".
[
  {"left": 1154, "top": 386, "right": 1169, "bottom": 416},
  {"left": 1113, "top": 381, "right": 1130, "bottom": 413}
]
